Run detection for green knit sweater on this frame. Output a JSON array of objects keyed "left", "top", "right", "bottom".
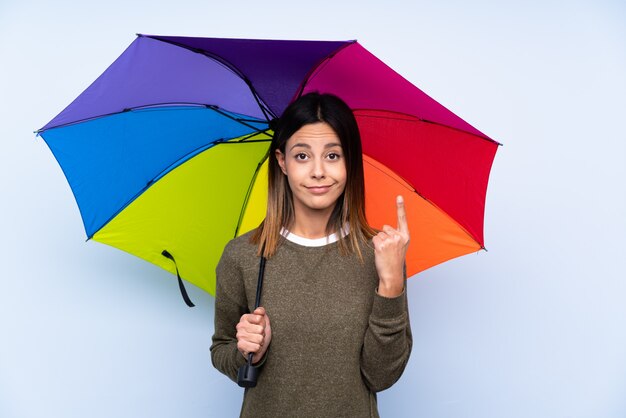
[{"left": 210, "top": 230, "right": 412, "bottom": 418}]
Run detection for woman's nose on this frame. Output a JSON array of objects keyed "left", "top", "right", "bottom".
[{"left": 311, "top": 158, "right": 325, "bottom": 178}]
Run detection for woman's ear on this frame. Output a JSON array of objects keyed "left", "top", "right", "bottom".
[{"left": 275, "top": 149, "right": 287, "bottom": 175}]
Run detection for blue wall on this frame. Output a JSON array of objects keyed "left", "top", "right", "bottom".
[{"left": 1, "top": 1, "right": 625, "bottom": 416}]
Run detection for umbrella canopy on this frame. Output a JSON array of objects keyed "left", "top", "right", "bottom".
[{"left": 38, "top": 34, "right": 499, "bottom": 298}]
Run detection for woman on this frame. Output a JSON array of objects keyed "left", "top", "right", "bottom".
[{"left": 211, "top": 92, "right": 412, "bottom": 417}]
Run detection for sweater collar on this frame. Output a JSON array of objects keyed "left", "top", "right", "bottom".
[{"left": 280, "top": 223, "right": 350, "bottom": 247}]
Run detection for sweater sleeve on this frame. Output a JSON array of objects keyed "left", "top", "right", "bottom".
[
  {"left": 360, "top": 284, "right": 412, "bottom": 392},
  {"left": 210, "top": 243, "right": 249, "bottom": 382}
]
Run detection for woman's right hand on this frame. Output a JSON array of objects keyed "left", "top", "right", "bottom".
[{"left": 236, "top": 307, "right": 272, "bottom": 364}]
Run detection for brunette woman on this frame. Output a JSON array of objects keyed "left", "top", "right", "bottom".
[{"left": 211, "top": 92, "right": 412, "bottom": 417}]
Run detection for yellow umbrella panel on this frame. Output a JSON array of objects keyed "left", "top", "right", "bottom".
[{"left": 93, "top": 135, "right": 270, "bottom": 296}]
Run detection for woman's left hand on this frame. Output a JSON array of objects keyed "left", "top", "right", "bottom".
[{"left": 372, "top": 195, "right": 410, "bottom": 298}]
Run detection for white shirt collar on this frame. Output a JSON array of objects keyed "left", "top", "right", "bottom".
[{"left": 281, "top": 223, "right": 350, "bottom": 247}]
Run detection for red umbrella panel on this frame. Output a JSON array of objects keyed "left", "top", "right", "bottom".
[{"left": 302, "top": 42, "right": 499, "bottom": 276}]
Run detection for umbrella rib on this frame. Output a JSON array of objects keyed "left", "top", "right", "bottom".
[
  {"left": 37, "top": 103, "right": 269, "bottom": 134},
  {"left": 216, "top": 137, "right": 272, "bottom": 144},
  {"left": 292, "top": 41, "right": 357, "bottom": 103},
  {"left": 39, "top": 103, "right": 214, "bottom": 132},
  {"left": 140, "top": 34, "right": 249, "bottom": 79},
  {"left": 37, "top": 108, "right": 139, "bottom": 133},
  {"left": 353, "top": 108, "right": 501, "bottom": 145},
  {"left": 233, "top": 152, "right": 269, "bottom": 238},
  {"left": 236, "top": 131, "right": 272, "bottom": 142},
  {"left": 203, "top": 104, "right": 270, "bottom": 132},
  {"left": 142, "top": 35, "right": 276, "bottom": 122},
  {"left": 87, "top": 141, "right": 220, "bottom": 238},
  {"left": 363, "top": 156, "right": 485, "bottom": 250},
  {"left": 89, "top": 135, "right": 271, "bottom": 240}
]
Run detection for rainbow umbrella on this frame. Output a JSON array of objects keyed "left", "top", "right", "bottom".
[{"left": 37, "top": 34, "right": 499, "bottom": 304}]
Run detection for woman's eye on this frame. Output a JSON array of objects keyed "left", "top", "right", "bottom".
[
  {"left": 327, "top": 153, "right": 341, "bottom": 160},
  {"left": 295, "top": 153, "right": 308, "bottom": 160}
]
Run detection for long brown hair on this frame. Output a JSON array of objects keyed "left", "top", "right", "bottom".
[{"left": 251, "top": 92, "right": 376, "bottom": 259}]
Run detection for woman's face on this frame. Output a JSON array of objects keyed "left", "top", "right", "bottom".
[{"left": 276, "top": 122, "right": 347, "bottom": 218}]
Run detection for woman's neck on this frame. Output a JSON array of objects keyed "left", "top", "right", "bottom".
[
  {"left": 290, "top": 218, "right": 330, "bottom": 239},
  {"left": 290, "top": 206, "right": 336, "bottom": 239}
]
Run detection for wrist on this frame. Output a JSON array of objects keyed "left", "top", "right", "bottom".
[{"left": 377, "top": 281, "right": 403, "bottom": 298}]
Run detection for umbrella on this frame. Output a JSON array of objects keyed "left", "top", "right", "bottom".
[{"left": 37, "top": 34, "right": 499, "bottom": 304}]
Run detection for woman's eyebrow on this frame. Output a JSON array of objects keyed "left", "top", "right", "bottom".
[
  {"left": 289, "top": 142, "right": 341, "bottom": 151},
  {"left": 289, "top": 143, "right": 311, "bottom": 151}
]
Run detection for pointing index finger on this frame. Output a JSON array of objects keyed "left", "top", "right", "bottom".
[{"left": 396, "top": 195, "right": 409, "bottom": 234}]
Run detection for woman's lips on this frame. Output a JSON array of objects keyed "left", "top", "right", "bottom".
[{"left": 306, "top": 185, "right": 332, "bottom": 194}]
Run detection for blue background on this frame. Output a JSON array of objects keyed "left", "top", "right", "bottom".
[{"left": 1, "top": 1, "right": 625, "bottom": 417}]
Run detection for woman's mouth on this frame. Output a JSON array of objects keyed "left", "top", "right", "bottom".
[{"left": 306, "top": 185, "right": 332, "bottom": 194}]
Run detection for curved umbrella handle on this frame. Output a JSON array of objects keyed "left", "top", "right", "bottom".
[{"left": 237, "top": 247, "right": 267, "bottom": 388}]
